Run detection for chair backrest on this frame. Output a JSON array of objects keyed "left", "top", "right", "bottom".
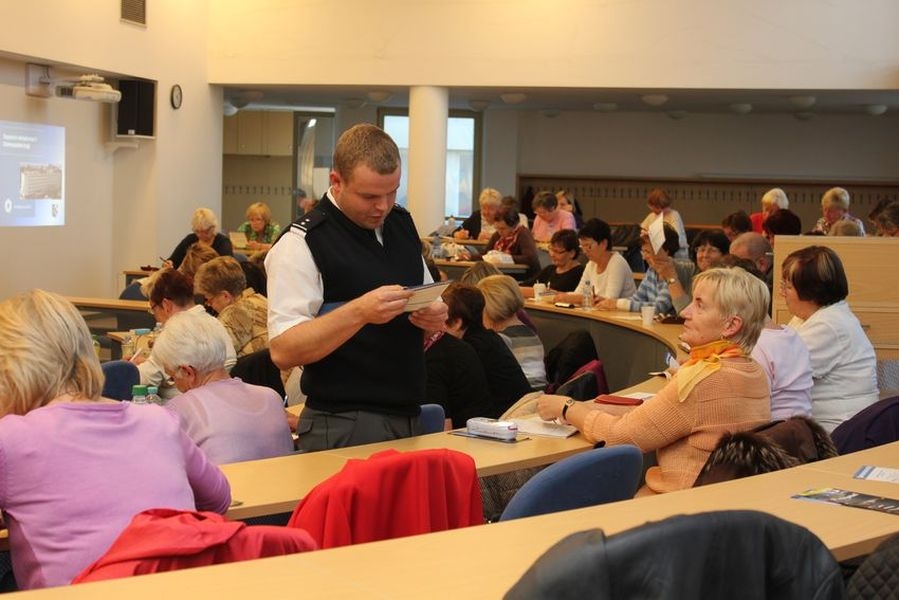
[
  {"left": 230, "top": 348, "right": 285, "bottom": 398},
  {"left": 500, "top": 445, "right": 642, "bottom": 521},
  {"left": 555, "top": 359, "right": 610, "bottom": 400},
  {"left": 847, "top": 533, "right": 899, "bottom": 599},
  {"left": 118, "top": 281, "right": 147, "bottom": 300},
  {"left": 288, "top": 448, "right": 483, "bottom": 549},
  {"left": 505, "top": 510, "right": 845, "bottom": 600},
  {"left": 419, "top": 403, "right": 446, "bottom": 434},
  {"left": 101, "top": 360, "right": 140, "bottom": 401},
  {"left": 73, "top": 508, "right": 316, "bottom": 583},
  {"left": 831, "top": 395, "right": 899, "bottom": 455}
]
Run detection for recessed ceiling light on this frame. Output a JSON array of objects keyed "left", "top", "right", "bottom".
[
  {"left": 468, "top": 100, "right": 489, "bottom": 111},
  {"left": 865, "top": 104, "right": 887, "bottom": 116},
  {"left": 366, "top": 90, "right": 392, "bottom": 103},
  {"left": 500, "top": 92, "right": 527, "bottom": 105},
  {"left": 788, "top": 95, "right": 816, "bottom": 109},
  {"left": 641, "top": 94, "right": 669, "bottom": 107},
  {"left": 592, "top": 102, "right": 618, "bottom": 112},
  {"left": 343, "top": 98, "right": 366, "bottom": 109},
  {"left": 666, "top": 110, "right": 688, "bottom": 120},
  {"left": 729, "top": 103, "right": 753, "bottom": 115},
  {"left": 541, "top": 109, "right": 561, "bottom": 118}
]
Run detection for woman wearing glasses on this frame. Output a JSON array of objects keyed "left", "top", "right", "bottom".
[
  {"left": 555, "top": 218, "right": 635, "bottom": 307},
  {"left": 519, "top": 229, "right": 585, "bottom": 299},
  {"left": 166, "top": 208, "right": 234, "bottom": 269}
]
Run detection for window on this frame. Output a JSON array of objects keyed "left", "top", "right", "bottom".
[{"left": 379, "top": 109, "right": 481, "bottom": 218}]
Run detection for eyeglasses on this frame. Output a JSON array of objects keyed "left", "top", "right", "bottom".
[
  {"left": 147, "top": 303, "right": 159, "bottom": 315},
  {"left": 578, "top": 242, "right": 595, "bottom": 252}
]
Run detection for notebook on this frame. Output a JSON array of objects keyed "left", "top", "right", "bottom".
[{"left": 228, "top": 231, "right": 248, "bottom": 248}]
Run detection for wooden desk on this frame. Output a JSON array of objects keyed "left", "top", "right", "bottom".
[
  {"left": 525, "top": 301, "right": 683, "bottom": 392},
  {"left": 434, "top": 259, "right": 529, "bottom": 281},
  {"left": 122, "top": 269, "right": 157, "bottom": 287},
  {"left": 20, "top": 444, "right": 899, "bottom": 599}
]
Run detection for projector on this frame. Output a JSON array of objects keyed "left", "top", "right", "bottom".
[{"left": 56, "top": 82, "right": 121, "bottom": 103}]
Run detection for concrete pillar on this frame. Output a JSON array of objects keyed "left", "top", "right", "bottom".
[{"left": 406, "top": 86, "right": 448, "bottom": 236}]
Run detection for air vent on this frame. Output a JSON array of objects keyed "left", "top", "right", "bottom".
[{"left": 121, "top": 0, "right": 146, "bottom": 26}]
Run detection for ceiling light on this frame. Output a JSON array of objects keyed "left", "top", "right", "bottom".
[
  {"left": 500, "top": 92, "right": 527, "bottom": 105},
  {"left": 865, "top": 104, "right": 887, "bottom": 116},
  {"left": 541, "top": 108, "right": 561, "bottom": 118},
  {"left": 468, "top": 100, "right": 489, "bottom": 111},
  {"left": 366, "top": 90, "right": 392, "bottom": 103},
  {"left": 223, "top": 102, "right": 238, "bottom": 117},
  {"left": 229, "top": 90, "right": 264, "bottom": 109},
  {"left": 592, "top": 102, "right": 618, "bottom": 112},
  {"left": 641, "top": 94, "right": 669, "bottom": 107},
  {"left": 788, "top": 95, "right": 816, "bottom": 109},
  {"left": 666, "top": 110, "right": 688, "bottom": 120},
  {"left": 793, "top": 111, "right": 814, "bottom": 121},
  {"left": 343, "top": 98, "right": 366, "bottom": 109},
  {"left": 729, "top": 103, "right": 753, "bottom": 115}
]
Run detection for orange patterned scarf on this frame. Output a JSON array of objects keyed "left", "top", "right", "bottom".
[{"left": 675, "top": 340, "right": 745, "bottom": 402}]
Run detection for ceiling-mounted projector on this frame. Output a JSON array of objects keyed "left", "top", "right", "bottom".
[{"left": 55, "top": 75, "right": 121, "bottom": 103}]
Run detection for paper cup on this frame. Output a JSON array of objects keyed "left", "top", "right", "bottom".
[{"left": 641, "top": 305, "right": 656, "bottom": 327}]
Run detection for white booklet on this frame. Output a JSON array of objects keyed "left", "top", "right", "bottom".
[
  {"left": 404, "top": 281, "right": 451, "bottom": 312},
  {"left": 511, "top": 416, "right": 578, "bottom": 438}
]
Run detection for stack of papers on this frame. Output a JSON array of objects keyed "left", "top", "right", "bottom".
[{"left": 511, "top": 417, "right": 577, "bottom": 438}]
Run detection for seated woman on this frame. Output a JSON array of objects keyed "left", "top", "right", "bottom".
[
  {"left": 652, "top": 229, "right": 730, "bottom": 314},
  {"left": 715, "top": 256, "right": 813, "bottom": 420},
  {"left": 454, "top": 187, "right": 502, "bottom": 241},
  {"left": 465, "top": 205, "right": 541, "bottom": 278},
  {"left": 139, "top": 269, "right": 237, "bottom": 401},
  {"left": 477, "top": 275, "right": 548, "bottom": 390},
  {"left": 166, "top": 208, "right": 233, "bottom": 269},
  {"left": 782, "top": 246, "right": 878, "bottom": 432},
  {"left": 556, "top": 218, "right": 635, "bottom": 306},
  {"left": 443, "top": 284, "right": 531, "bottom": 418},
  {"left": 639, "top": 188, "right": 688, "bottom": 258},
  {"left": 721, "top": 210, "right": 752, "bottom": 242},
  {"left": 538, "top": 268, "right": 772, "bottom": 494},
  {"left": 597, "top": 224, "right": 680, "bottom": 316},
  {"left": 530, "top": 190, "right": 576, "bottom": 242},
  {"left": 519, "top": 229, "right": 585, "bottom": 298},
  {"left": 0, "top": 290, "right": 230, "bottom": 589},
  {"left": 194, "top": 256, "right": 269, "bottom": 358},
  {"left": 813, "top": 187, "right": 866, "bottom": 235},
  {"left": 555, "top": 190, "right": 584, "bottom": 229},
  {"left": 424, "top": 329, "right": 493, "bottom": 430},
  {"left": 750, "top": 188, "right": 789, "bottom": 234},
  {"left": 152, "top": 311, "right": 294, "bottom": 464},
  {"left": 237, "top": 201, "right": 281, "bottom": 251},
  {"left": 177, "top": 242, "right": 219, "bottom": 280}
]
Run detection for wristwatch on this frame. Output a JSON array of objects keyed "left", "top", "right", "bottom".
[
  {"left": 666, "top": 277, "right": 677, "bottom": 285},
  {"left": 561, "top": 398, "right": 576, "bottom": 422}
]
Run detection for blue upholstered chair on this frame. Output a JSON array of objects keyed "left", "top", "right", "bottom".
[
  {"left": 101, "top": 360, "right": 140, "bottom": 401},
  {"left": 419, "top": 403, "right": 446, "bottom": 434},
  {"left": 499, "top": 445, "right": 643, "bottom": 521}
]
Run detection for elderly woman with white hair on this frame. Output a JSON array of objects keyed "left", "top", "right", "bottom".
[
  {"left": 538, "top": 268, "right": 772, "bottom": 495},
  {"left": 153, "top": 310, "right": 294, "bottom": 465},
  {"left": 166, "top": 207, "right": 234, "bottom": 269},
  {"left": 0, "top": 290, "right": 230, "bottom": 589},
  {"left": 814, "top": 187, "right": 866, "bottom": 235},
  {"left": 750, "top": 187, "right": 789, "bottom": 234},
  {"left": 454, "top": 187, "right": 503, "bottom": 241}
]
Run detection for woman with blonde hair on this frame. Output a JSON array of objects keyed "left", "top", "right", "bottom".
[
  {"left": 750, "top": 188, "right": 789, "bottom": 233},
  {"left": 477, "top": 274, "right": 547, "bottom": 389},
  {"left": 0, "top": 290, "right": 230, "bottom": 589},
  {"left": 454, "top": 187, "right": 503, "bottom": 241},
  {"left": 237, "top": 201, "right": 281, "bottom": 251},
  {"left": 814, "top": 187, "right": 866, "bottom": 235},
  {"left": 177, "top": 242, "right": 219, "bottom": 280},
  {"left": 167, "top": 207, "right": 233, "bottom": 269},
  {"left": 538, "top": 268, "right": 771, "bottom": 495}
]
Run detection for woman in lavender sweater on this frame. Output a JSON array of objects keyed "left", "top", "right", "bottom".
[{"left": 0, "top": 290, "right": 230, "bottom": 589}]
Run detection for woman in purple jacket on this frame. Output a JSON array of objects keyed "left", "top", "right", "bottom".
[{"left": 0, "top": 290, "right": 231, "bottom": 589}]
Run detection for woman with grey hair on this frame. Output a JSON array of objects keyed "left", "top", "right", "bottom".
[
  {"left": 153, "top": 310, "right": 294, "bottom": 464},
  {"left": 538, "top": 267, "right": 772, "bottom": 495},
  {"left": 167, "top": 207, "right": 234, "bottom": 269},
  {"left": 750, "top": 187, "right": 789, "bottom": 233},
  {"left": 813, "top": 187, "right": 866, "bottom": 235}
]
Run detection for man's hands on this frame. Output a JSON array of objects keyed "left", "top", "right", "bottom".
[
  {"left": 353, "top": 285, "right": 414, "bottom": 324},
  {"left": 409, "top": 299, "right": 449, "bottom": 332}
]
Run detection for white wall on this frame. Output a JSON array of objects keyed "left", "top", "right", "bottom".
[
  {"left": 0, "top": 1, "right": 221, "bottom": 299},
  {"left": 209, "top": 0, "right": 899, "bottom": 90}
]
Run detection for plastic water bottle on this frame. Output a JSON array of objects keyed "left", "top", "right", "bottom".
[
  {"left": 146, "top": 385, "right": 163, "bottom": 406},
  {"left": 131, "top": 384, "right": 148, "bottom": 404},
  {"left": 581, "top": 279, "right": 594, "bottom": 311},
  {"left": 121, "top": 334, "right": 135, "bottom": 360}
]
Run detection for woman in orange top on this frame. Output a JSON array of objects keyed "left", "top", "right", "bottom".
[{"left": 537, "top": 267, "right": 772, "bottom": 494}]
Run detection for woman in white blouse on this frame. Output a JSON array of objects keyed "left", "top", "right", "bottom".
[
  {"left": 556, "top": 218, "right": 635, "bottom": 307},
  {"left": 781, "top": 246, "right": 878, "bottom": 432}
]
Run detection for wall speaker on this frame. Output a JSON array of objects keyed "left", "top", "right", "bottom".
[{"left": 117, "top": 79, "right": 156, "bottom": 137}]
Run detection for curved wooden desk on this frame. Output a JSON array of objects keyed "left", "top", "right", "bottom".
[{"left": 525, "top": 301, "right": 683, "bottom": 392}]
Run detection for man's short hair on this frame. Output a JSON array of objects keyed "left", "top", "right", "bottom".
[
  {"left": 729, "top": 232, "right": 772, "bottom": 271},
  {"left": 332, "top": 124, "right": 400, "bottom": 182}
]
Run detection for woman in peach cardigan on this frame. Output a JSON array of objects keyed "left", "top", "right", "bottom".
[{"left": 537, "top": 267, "right": 772, "bottom": 494}]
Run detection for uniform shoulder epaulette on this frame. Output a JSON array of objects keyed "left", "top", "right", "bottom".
[
  {"left": 291, "top": 208, "right": 327, "bottom": 234},
  {"left": 392, "top": 204, "right": 410, "bottom": 215}
]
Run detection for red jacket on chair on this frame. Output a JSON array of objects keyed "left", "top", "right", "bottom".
[
  {"left": 287, "top": 448, "right": 484, "bottom": 549},
  {"left": 72, "top": 508, "right": 317, "bottom": 583}
]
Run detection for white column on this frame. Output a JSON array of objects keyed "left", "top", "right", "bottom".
[{"left": 406, "top": 86, "right": 448, "bottom": 236}]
